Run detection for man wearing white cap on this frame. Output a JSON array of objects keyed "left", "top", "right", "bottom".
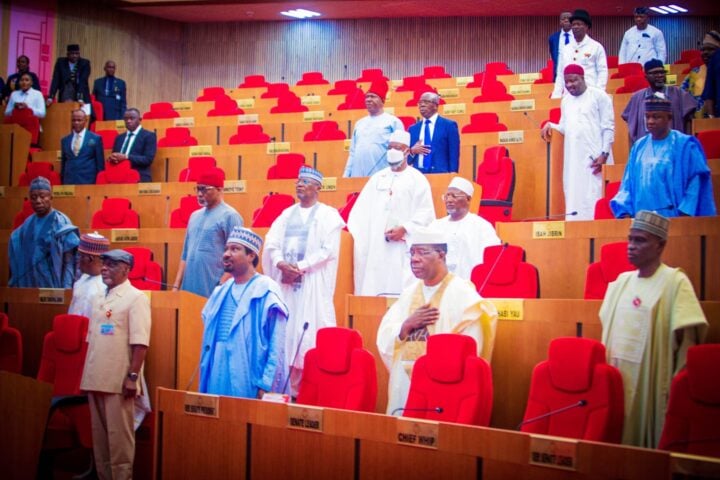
[
  {"left": 199, "top": 226, "right": 289, "bottom": 399},
  {"left": 431, "top": 177, "right": 501, "bottom": 280},
  {"left": 377, "top": 226, "right": 498, "bottom": 415},
  {"left": 600, "top": 211, "right": 707, "bottom": 448},
  {"left": 69, "top": 231, "right": 110, "bottom": 318},
  {"left": 348, "top": 129, "right": 435, "bottom": 296},
  {"left": 263, "top": 166, "right": 345, "bottom": 395}
]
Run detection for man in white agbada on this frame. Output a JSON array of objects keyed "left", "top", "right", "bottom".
[
  {"left": 347, "top": 129, "right": 435, "bottom": 296},
  {"left": 262, "top": 166, "right": 345, "bottom": 396},
  {"left": 542, "top": 63, "right": 615, "bottom": 221},
  {"left": 68, "top": 232, "right": 110, "bottom": 318},
  {"left": 431, "top": 177, "right": 501, "bottom": 280},
  {"left": 376, "top": 227, "right": 498, "bottom": 415}
]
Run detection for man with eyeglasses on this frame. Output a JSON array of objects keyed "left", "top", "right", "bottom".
[
  {"left": 69, "top": 232, "right": 110, "bottom": 318},
  {"left": 622, "top": 59, "right": 697, "bottom": 144},
  {"left": 348, "top": 130, "right": 435, "bottom": 296},
  {"left": 172, "top": 167, "right": 243, "bottom": 297},
  {"left": 262, "top": 166, "right": 345, "bottom": 396},
  {"left": 407, "top": 92, "right": 460, "bottom": 174},
  {"left": 377, "top": 227, "right": 498, "bottom": 415},
  {"left": 431, "top": 177, "right": 500, "bottom": 280}
]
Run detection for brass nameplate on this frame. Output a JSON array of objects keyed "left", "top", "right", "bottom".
[
  {"left": 384, "top": 106, "right": 395, "bottom": 115},
  {"left": 57, "top": 150, "right": 62, "bottom": 160},
  {"left": 443, "top": 103, "right": 466, "bottom": 115},
  {"left": 38, "top": 288, "right": 65, "bottom": 305},
  {"left": 238, "top": 114, "right": 259, "bottom": 124},
  {"left": 510, "top": 99, "right": 536, "bottom": 111},
  {"left": 663, "top": 64, "right": 671, "bottom": 72},
  {"left": 301, "top": 95, "right": 321, "bottom": 106},
  {"left": 455, "top": 76, "right": 472, "bottom": 87},
  {"left": 303, "top": 110, "right": 325, "bottom": 122},
  {"left": 189, "top": 145, "right": 212, "bottom": 156},
  {"left": 173, "top": 117, "right": 195, "bottom": 127},
  {"left": 224, "top": 180, "right": 246, "bottom": 193},
  {"left": 343, "top": 139, "right": 352, "bottom": 152},
  {"left": 519, "top": 72, "right": 541, "bottom": 83},
  {"left": 287, "top": 404, "right": 323, "bottom": 432},
  {"left": 52, "top": 185, "right": 76, "bottom": 197},
  {"left": 509, "top": 84, "right": 532, "bottom": 95},
  {"left": 532, "top": 221, "right": 566, "bottom": 239},
  {"left": 267, "top": 142, "right": 291, "bottom": 154},
  {"left": 115, "top": 120, "right": 125, "bottom": 129},
  {"left": 498, "top": 131, "right": 524, "bottom": 144},
  {"left": 438, "top": 88, "right": 459, "bottom": 98},
  {"left": 138, "top": 183, "right": 162, "bottom": 195},
  {"left": 492, "top": 299, "right": 524, "bottom": 321},
  {"left": 172, "top": 101, "right": 193, "bottom": 111},
  {"left": 390, "top": 79, "right": 402, "bottom": 88},
  {"left": 529, "top": 434, "right": 578, "bottom": 471},
  {"left": 666, "top": 74, "right": 677, "bottom": 86},
  {"left": 184, "top": 392, "right": 220, "bottom": 418},
  {"left": 396, "top": 418, "right": 439, "bottom": 449},
  {"left": 111, "top": 229, "right": 139, "bottom": 243},
  {"left": 320, "top": 177, "right": 337, "bottom": 191},
  {"left": 237, "top": 98, "right": 255, "bottom": 109}
]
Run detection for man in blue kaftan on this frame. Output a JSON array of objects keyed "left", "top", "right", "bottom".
[{"left": 198, "top": 227, "right": 289, "bottom": 398}]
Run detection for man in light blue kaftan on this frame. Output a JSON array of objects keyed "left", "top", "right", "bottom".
[
  {"left": 9, "top": 176, "right": 80, "bottom": 288},
  {"left": 611, "top": 95, "right": 716, "bottom": 218},
  {"left": 199, "top": 227, "right": 289, "bottom": 398}
]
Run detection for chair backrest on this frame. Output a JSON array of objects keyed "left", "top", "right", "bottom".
[
  {"left": 18, "top": 162, "right": 62, "bottom": 187},
  {"left": 470, "top": 244, "right": 539, "bottom": 298},
  {"left": 196, "top": 86, "right": 226, "bottom": 101},
  {"left": 303, "top": 121, "right": 346, "bottom": 141},
  {"left": 485, "top": 62, "right": 513, "bottom": 75},
  {"left": 251, "top": 193, "right": 296, "bottom": 227},
  {"left": 238, "top": 74, "right": 269, "bottom": 88},
  {"left": 397, "top": 116, "right": 417, "bottom": 131},
  {"left": 91, "top": 197, "right": 140, "bottom": 229},
  {"left": 157, "top": 127, "right": 198, "bottom": 147},
  {"left": 123, "top": 247, "right": 163, "bottom": 290},
  {"left": 476, "top": 146, "right": 515, "bottom": 201},
  {"left": 0, "top": 313, "right": 22, "bottom": 374},
  {"left": 404, "top": 334, "right": 493, "bottom": 426},
  {"left": 297, "top": 327, "right": 377, "bottom": 412},
  {"left": 584, "top": 242, "right": 636, "bottom": 299},
  {"left": 144, "top": 102, "right": 179, "bottom": 119},
  {"left": 593, "top": 181, "right": 621, "bottom": 219},
  {"left": 395, "top": 75, "right": 428, "bottom": 92},
  {"left": 473, "top": 81, "right": 515, "bottom": 102},
  {"left": 607, "top": 55, "right": 620, "bottom": 69},
  {"left": 520, "top": 337, "right": 624, "bottom": 443},
  {"left": 697, "top": 130, "right": 720, "bottom": 159},
  {"left": 170, "top": 195, "right": 202, "bottom": 228},
  {"left": 266, "top": 153, "right": 307, "bottom": 180},
  {"left": 207, "top": 96, "right": 244, "bottom": 116},
  {"left": 95, "top": 129, "right": 119, "bottom": 147},
  {"left": 675, "top": 49, "right": 701, "bottom": 64},
  {"left": 96, "top": 160, "right": 141, "bottom": 184},
  {"left": 337, "top": 88, "right": 367, "bottom": 110},
  {"left": 297, "top": 71, "right": 329, "bottom": 85},
  {"left": 477, "top": 202, "right": 513, "bottom": 226},
  {"left": 37, "top": 314, "right": 89, "bottom": 396},
  {"left": 260, "top": 83, "right": 290, "bottom": 99},
  {"left": 462, "top": 113, "right": 508, "bottom": 133},
  {"left": 338, "top": 192, "right": 360, "bottom": 224},
  {"left": 328, "top": 79, "right": 358, "bottom": 95},
  {"left": 178, "top": 156, "right": 217, "bottom": 182},
  {"left": 229, "top": 124, "right": 271, "bottom": 144},
  {"left": 13, "top": 199, "right": 34, "bottom": 230},
  {"left": 270, "top": 92, "right": 308, "bottom": 113},
  {"left": 5, "top": 107, "right": 41, "bottom": 144},
  {"left": 659, "top": 344, "right": 720, "bottom": 455},
  {"left": 615, "top": 74, "right": 649, "bottom": 94},
  {"left": 423, "top": 65, "right": 451, "bottom": 79},
  {"left": 357, "top": 68, "right": 388, "bottom": 82},
  {"left": 611, "top": 62, "right": 643, "bottom": 79}
]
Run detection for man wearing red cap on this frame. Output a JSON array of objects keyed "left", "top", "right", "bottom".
[
  {"left": 173, "top": 167, "right": 243, "bottom": 297},
  {"left": 542, "top": 64, "right": 615, "bottom": 221},
  {"left": 343, "top": 80, "right": 405, "bottom": 177}
]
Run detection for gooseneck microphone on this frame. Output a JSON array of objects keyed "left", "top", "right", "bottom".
[
  {"left": 516, "top": 400, "right": 587, "bottom": 430},
  {"left": 477, "top": 242, "right": 509, "bottom": 294},
  {"left": 521, "top": 211, "right": 578, "bottom": 222},
  {"left": 391, "top": 406, "right": 444, "bottom": 416},
  {"left": 281, "top": 321, "right": 309, "bottom": 394}
]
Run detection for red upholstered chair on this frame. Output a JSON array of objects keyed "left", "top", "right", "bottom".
[
  {"left": 540, "top": 107, "right": 562, "bottom": 129},
  {"left": 251, "top": 193, "right": 295, "bottom": 227},
  {"left": 398, "top": 116, "right": 417, "bottom": 131},
  {"left": 270, "top": 92, "right": 308, "bottom": 113},
  {"left": 261, "top": 83, "right": 290, "bottom": 99},
  {"left": 4, "top": 107, "right": 41, "bottom": 144},
  {"left": 337, "top": 88, "right": 367, "bottom": 110},
  {"left": 303, "top": 121, "right": 346, "bottom": 141},
  {"left": 584, "top": 242, "right": 636, "bottom": 300},
  {"left": 357, "top": 68, "right": 389, "bottom": 82},
  {"left": 534, "top": 60, "right": 555, "bottom": 84},
  {"left": 178, "top": 156, "right": 217, "bottom": 182},
  {"left": 207, "top": 96, "right": 244, "bottom": 117},
  {"left": 0, "top": 313, "right": 22, "bottom": 374},
  {"left": 238, "top": 75, "right": 269, "bottom": 88},
  {"left": 228, "top": 124, "right": 271, "bottom": 144},
  {"left": 157, "top": 127, "right": 198, "bottom": 147},
  {"left": 461, "top": 113, "right": 508, "bottom": 134},
  {"left": 611, "top": 63, "right": 643, "bottom": 79},
  {"left": 90, "top": 96, "right": 104, "bottom": 122},
  {"left": 123, "top": 247, "right": 163, "bottom": 290},
  {"left": 484, "top": 62, "right": 513, "bottom": 75},
  {"left": 297, "top": 71, "right": 330, "bottom": 86},
  {"left": 470, "top": 244, "right": 539, "bottom": 298},
  {"left": 338, "top": 192, "right": 359, "bottom": 225},
  {"left": 297, "top": 327, "right": 377, "bottom": 412},
  {"left": 403, "top": 334, "right": 493, "bottom": 426},
  {"left": 472, "top": 81, "right": 515, "bottom": 103},
  {"left": 682, "top": 57, "right": 705, "bottom": 74},
  {"left": 594, "top": 181, "right": 622, "bottom": 220},
  {"left": 13, "top": 200, "right": 34, "bottom": 230},
  {"left": 328, "top": 79, "right": 358, "bottom": 95},
  {"left": 143, "top": 102, "right": 179, "bottom": 119},
  {"left": 405, "top": 91, "right": 445, "bottom": 107},
  {"left": 266, "top": 153, "right": 308, "bottom": 180},
  {"left": 196, "top": 86, "right": 227, "bottom": 102},
  {"left": 169, "top": 195, "right": 202, "bottom": 228},
  {"left": 615, "top": 74, "right": 650, "bottom": 94},
  {"left": 395, "top": 76, "right": 430, "bottom": 93},
  {"left": 520, "top": 337, "right": 624, "bottom": 443},
  {"left": 478, "top": 203, "right": 513, "bottom": 226},
  {"left": 423, "top": 65, "right": 452, "bottom": 79},
  {"left": 96, "top": 160, "right": 141, "bottom": 184},
  {"left": 674, "top": 49, "right": 701, "bottom": 64},
  {"left": 607, "top": 55, "right": 620, "bottom": 69},
  {"left": 91, "top": 197, "right": 140, "bottom": 229},
  {"left": 659, "top": 344, "right": 720, "bottom": 456},
  {"left": 697, "top": 130, "right": 720, "bottom": 159},
  {"left": 18, "top": 161, "right": 62, "bottom": 186},
  {"left": 95, "top": 129, "right": 119, "bottom": 147},
  {"left": 477, "top": 146, "right": 515, "bottom": 202}
]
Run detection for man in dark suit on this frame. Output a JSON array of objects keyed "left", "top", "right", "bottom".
[
  {"left": 92, "top": 60, "right": 127, "bottom": 121},
  {"left": 548, "top": 12, "right": 573, "bottom": 81},
  {"left": 408, "top": 92, "right": 460, "bottom": 174},
  {"left": 109, "top": 108, "right": 157, "bottom": 182},
  {"left": 61, "top": 109, "right": 104, "bottom": 185},
  {"left": 47, "top": 44, "right": 91, "bottom": 105}
]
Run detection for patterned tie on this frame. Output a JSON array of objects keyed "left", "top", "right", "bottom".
[
  {"left": 72, "top": 134, "right": 82, "bottom": 156},
  {"left": 564, "top": 32, "right": 570, "bottom": 45},
  {"left": 121, "top": 132, "right": 134, "bottom": 155},
  {"left": 423, "top": 119, "right": 432, "bottom": 167}
]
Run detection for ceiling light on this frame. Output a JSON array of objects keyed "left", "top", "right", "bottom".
[
  {"left": 649, "top": 7, "right": 668, "bottom": 14},
  {"left": 658, "top": 5, "right": 679, "bottom": 13},
  {"left": 668, "top": 4, "right": 688, "bottom": 12},
  {"left": 280, "top": 8, "right": 321, "bottom": 19}
]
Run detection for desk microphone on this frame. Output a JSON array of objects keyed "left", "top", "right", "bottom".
[
  {"left": 516, "top": 400, "right": 587, "bottom": 430},
  {"left": 523, "top": 111, "right": 542, "bottom": 129},
  {"left": 142, "top": 277, "right": 173, "bottom": 289},
  {"left": 521, "top": 211, "right": 577, "bottom": 222},
  {"left": 477, "top": 242, "right": 509, "bottom": 294},
  {"left": 391, "top": 406, "right": 444, "bottom": 416},
  {"left": 281, "top": 321, "right": 309, "bottom": 394}
]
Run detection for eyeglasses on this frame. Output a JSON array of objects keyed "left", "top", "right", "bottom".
[
  {"left": 408, "top": 248, "right": 440, "bottom": 258},
  {"left": 442, "top": 192, "right": 468, "bottom": 201},
  {"left": 194, "top": 185, "right": 217, "bottom": 194}
]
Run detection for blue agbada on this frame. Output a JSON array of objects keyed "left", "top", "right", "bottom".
[
  {"left": 199, "top": 274, "right": 289, "bottom": 398},
  {"left": 9, "top": 210, "right": 79, "bottom": 288},
  {"left": 611, "top": 130, "right": 717, "bottom": 218}
]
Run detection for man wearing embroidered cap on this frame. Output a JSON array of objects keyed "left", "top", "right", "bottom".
[
  {"left": 173, "top": 167, "right": 243, "bottom": 297},
  {"left": 343, "top": 79, "right": 404, "bottom": 177},
  {"left": 612, "top": 95, "right": 716, "bottom": 218},
  {"left": 9, "top": 176, "right": 80, "bottom": 288},
  {"left": 377, "top": 226, "right": 498, "bottom": 414},
  {"left": 81, "top": 248, "right": 151, "bottom": 480},
  {"left": 348, "top": 129, "right": 435, "bottom": 296},
  {"left": 542, "top": 64, "right": 615, "bottom": 221},
  {"left": 263, "top": 166, "right": 345, "bottom": 395},
  {"left": 619, "top": 7, "right": 667, "bottom": 65},
  {"left": 199, "top": 227, "right": 289, "bottom": 398},
  {"left": 430, "top": 177, "right": 500, "bottom": 280},
  {"left": 69, "top": 232, "right": 109, "bottom": 318},
  {"left": 600, "top": 211, "right": 707, "bottom": 448}
]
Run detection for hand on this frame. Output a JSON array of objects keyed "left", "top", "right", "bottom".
[
  {"left": 400, "top": 304, "right": 439, "bottom": 340},
  {"left": 14, "top": 102, "right": 27, "bottom": 109},
  {"left": 122, "top": 377, "right": 138, "bottom": 398},
  {"left": 540, "top": 124, "right": 553, "bottom": 142},
  {"left": 256, "top": 388, "right": 267, "bottom": 399},
  {"left": 172, "top": 285, "right": 179, "bottom": 291},
  {"left": 107, "top": 153, "right": 125, "bottom": 164},
  {"left": 409, "top": 141, "right": 431, "bottom": 156},
  {"left": 45, "top": 98, "right": 53, "bottom": 107},
  {"left": 591, "top": 153, "right": 608, "bottom": 175},
  {"left": 384, "top": 226, "right": 407, "bottom": 242},
  {"left": 277, "top": 261, "right": 302, "bottom": 284}
]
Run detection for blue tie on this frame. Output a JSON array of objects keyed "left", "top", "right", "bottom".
[
  {"left": 423, "top": 119, "right": 432, "bottom": 169},
  {"left": 564, "top": 32, "right": 570, "bottom": 45}
]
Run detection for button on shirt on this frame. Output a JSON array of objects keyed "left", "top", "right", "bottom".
[{"left": 417, "top": 113, "right": 438, "bottom": 169}]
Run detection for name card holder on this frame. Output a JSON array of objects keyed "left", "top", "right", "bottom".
[
  {"left": 172, "top": 101, "right": 193, "bottom": 111},
  {"left": 189, "top": 145, "right": 212, "bottom": 156},
  {"left": 267, "top": 142, "right": 291, "bottom": 154},
  {"left": 396, "top": 418, "right": 439, "bottom": 449},
  {"left": 287, "top": 404, "right": 323, "bottom": 432},
  {"left": 52, "top": 185, "right": 76, "bottom": 197},
  {"left": 518, "top": 72, "right": 541, "bottom": 83},
  {"left": 320, "top": 177, "right": 337, "bottom": 191},
  {"left": 529, "top": 434, "right": 578, "bottom": 471},
  {"left": 303, "top": 111, "right": 325, "bottom": 122},
  {"left": 510, "top": 99, "right": 536, "bottom": 111},
  {"left": 173, "top": 117, "right": 195, "bottom": 127},
  {"left": 301, "top": 95, "right": 321, "bottom": 106},
  {"left": 455, "top": 76, "right": 472, "bottom": 87},
  {"left": 443, "top": 103, "right": 466, "bottom": 116},
  {"left": 138, "top": 183, "right": 162, "bottom": 196},
  {"left": 498, "top": 131, "right": 524, "bottom": 144},
  {"left": 223, "top": 180, "right": 246, "bottom": 193},
  {"left": 343, "top": 139, "right": 352, "bottom": 152},
  {"left": 38, "top": 288, "right": 65, "bottom": 305},
  {"left": 238, "top": 114, "right": 259, "bottom": 124},
  {"left": 509, "top": 84, "right": 532, "bottom": 95},
  {"left": 492, "top": 299, "right": 524, "bottom": 321},
  {"left": 237, "top": 98, "right": 255, "bottom": 109},
  {"left": 184, "top": 392, "right": 220, "bottom": 418},
  {"left": 111, "top": 229, "right": 140, "bottom": 243},
  {"left": 532, "top": 221, "right": 566, "bottom": 239}
]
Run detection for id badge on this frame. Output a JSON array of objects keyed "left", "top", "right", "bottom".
[{"left": 100, "top": 323, "right": 115, "bottom": 335}]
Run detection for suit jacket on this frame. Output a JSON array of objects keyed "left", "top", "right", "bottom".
[
  {"left": 112, "top": 128, "right": 157, "bottom": 182},
  {"left": 92, "top": 76, "right": 127, "bottom": 121},
  {"left": 408, "top": 115, "right": 460, "bottom": 174},
  {"left": 49, "top": 57, "right": 91, "bottom": 102},
  {"left": 61, "top": 130, "right": 105, "bottom": 185},
  {"left": 549, "top": 31, "right": 561, "bottom": 81}
]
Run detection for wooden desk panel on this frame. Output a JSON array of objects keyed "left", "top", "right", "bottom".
[
  {"left": 39, "top": 102, "right": 77, "bottom": 151},
  {"left": 0, "top": 124, "right": 31, "bottom": 186}
]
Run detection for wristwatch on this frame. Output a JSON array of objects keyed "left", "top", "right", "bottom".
[{"left": 127, "top": 372, "right": 139, "bottom": 381}]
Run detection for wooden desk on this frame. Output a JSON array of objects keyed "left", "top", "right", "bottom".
[
  {"left": 39, "top": 102, "right": 77, "bottom": 151},
  {"left": 692, "top": 117, "right": 720, "bottom": 135},
  {"left": 0, "top": 124, "right": 31, "bottom": 186}
]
